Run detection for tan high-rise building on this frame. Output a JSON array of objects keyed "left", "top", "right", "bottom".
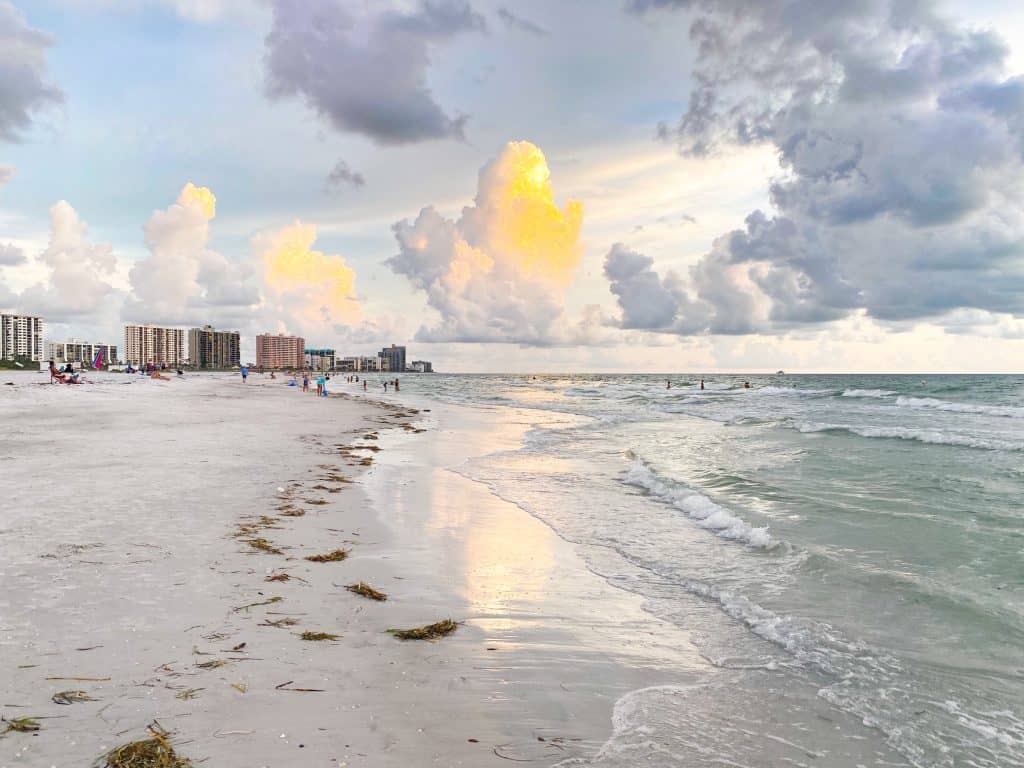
[
  {"left": 0, "top": 313, "right": 44, "bottom": 362},
  {"left": 256, "top": 333, "right": 305, "bottom": 369},
  {"left": 188, "top": 325, "right": 240, "bottom": 369},
  {"left": 124, "top": 324, "right": 186, "bottom": 366}
]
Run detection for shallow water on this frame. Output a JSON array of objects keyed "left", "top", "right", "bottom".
[{"left": 383, "top": 373, "right": 1024, "bottom": 767}]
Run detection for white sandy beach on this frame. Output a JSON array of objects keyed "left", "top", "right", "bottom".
[{"left": 1, "top": 371, "right": 702, "bottom": 767}]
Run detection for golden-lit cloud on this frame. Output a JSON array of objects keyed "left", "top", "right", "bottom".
[
  {"left": 472, "top": 141, "right": 583, "bottom": 284},
  {"left": 389, "top": 140, "right": 586, "bottom": 343},
  {"left": 259, "top": 221, "right": 362, "bottom": 333},
  {"left": 179, "top": 182, "right": 216, "bottom": 220}
]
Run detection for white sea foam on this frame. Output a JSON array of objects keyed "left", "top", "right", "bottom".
[
  {"left": 841, "top": 388, "right": 895, "bottom": 398},
  {"left": 622, "top": 458, "right": 773, "bottom": 548},
  {"left": 895, "top": 396, "right": 1024, "bottom": 418},
  {"left": 796, "top": 422, "right": 1024, "bottom": 451}
]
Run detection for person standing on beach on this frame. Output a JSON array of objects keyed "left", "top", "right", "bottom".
[
  {"left": 241, "top": 365, "right": 248, "bottom": 383},
  {"left": 363, "top": 380, "right": 367, "bottom": 391},
  {"left": 302, "top": 373, "right": 309, "bottom": 392}
]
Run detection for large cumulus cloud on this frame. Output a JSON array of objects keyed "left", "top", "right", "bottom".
[
  {"left": 388, "top": 140, "right": 585, "bottom": 344},
  {"left": 264, "top": 0, "right": 484, "bottom": 145},
  {"left": 124, "top": 183, "right": 260, "bottom": 327},
  {"left": 0, "top": 1, "right": 62, "bottom": 143},
  {"left": 613, "top": 0, "right": 1024, "bottom": 334},
  {"left": 13, "top": 201, "right": 118, "bottom": 322}
]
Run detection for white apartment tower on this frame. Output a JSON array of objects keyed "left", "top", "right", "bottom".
[
  {"left": 124, "top": 324, "right": 186, "bottom": 366},
  {"left": 0, "top": 313, "right": 44, "bottom": 362}
]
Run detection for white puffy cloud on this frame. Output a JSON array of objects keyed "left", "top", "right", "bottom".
[
  {"left": 0, "top": 242, "right": 24, "bottom": 265},
  {"left": 264, "top": 0, "right": 485, "bottom": 145},
  {"left": 124, "top": 183, "right": 260, "bottom": 327},
  {"left": 388, "top": 140, "right": 586, "bottom": 344},
  {"left": 16, "top": 201, "right": 118, "bottom": 322},
  {"left": 0, "top": 1, "right": 63, "bottom": 142},
  {"left": 620, "top": 0, "right": 1024, "bottom": 334}
]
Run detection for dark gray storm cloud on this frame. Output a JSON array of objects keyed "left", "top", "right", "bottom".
[
  {"left": 325, "top": 160, "right": 366, "bottom": 190},
  {"left": 264, "top": 0, "right": 485, "bottom": 146},
  {"left": 613, "top": 0, "right": 1024, "bottom": 334},
  {"left": 497, "top": 7, "right": 546, "bottom": 36},
  {"left": 0, "top": 1, "right": 63, "bottom": 143}
]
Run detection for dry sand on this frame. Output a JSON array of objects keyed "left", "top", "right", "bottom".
[{"left": 0, "top": 371, "right": 700, "bottom": 767}]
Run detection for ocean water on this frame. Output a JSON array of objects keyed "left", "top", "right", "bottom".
[{"left": 389, "top": 373, "right": 1024, "bottom": 767}]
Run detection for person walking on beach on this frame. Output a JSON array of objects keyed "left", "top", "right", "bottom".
[
  {"left": 317, "top": 374, "right": 327, "bottom": 397},
  {"left": 241, "top": 365, "right": 248, "bottom": 383},
  {"left": 302, "top": 373, "right": 309, "bottom": 392}
]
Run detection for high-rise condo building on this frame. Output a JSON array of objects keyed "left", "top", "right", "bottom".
[
  {"left": 379, "top": 344, "right": 406, "bottom": 374},
  {"left": 0, "top": 313, "right": 44, "bottom": 362},
  {"left": 188, "top": 325, "right": 241, "bottom": 368},
  {"left": 124, "top": 324, "right": 186, "bottom": 366},
  {"left": 256, "top": 333, "right": 305, "bottom": 369},
  {"left": 47, "top": 340, "right": 118, "bottom": 366}
]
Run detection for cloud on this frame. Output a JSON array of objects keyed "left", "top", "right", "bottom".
[
  {"left": 497, "top": 7, "right": 546, "bottom": 36},
  {"left": 124, "top": 183, "right": 260, "bottom": 327},
  {"left": 389, "top": 140, "right": 585, "bottom": 344},
  {"left": 16, "top": 201, "right": 118, "bottom": 322},
  {"left": 0, "top": 1, "right": 63, "bottom": 142},
  {"left": 256, "top": 221, "right": 362, "bottom": 338},
  {"left": 325, "top": 160, "right": 366, "bottom": 190},
  {"left": 0, "top": 242, "right": 24, "bottom": 265},
  {"left": 620, "top": 0, "right": 1024, "bottom": 334},
  {"left": 264, "top": 0, "right": 485, "bottom": 145}
]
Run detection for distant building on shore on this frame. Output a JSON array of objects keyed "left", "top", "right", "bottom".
[
  {"left": 337, "top": 355, "right": 381, "bottom": 372},
  {"left": 188, "top": 325, "right": 240, "bottom": 369},
  {"left": 304, "top": 348, "right": 335, "bottom": 371},
  {"left": 0, "top": 313, "right": 44, "bottom": 362},
  {"left": 379, "top": 344, "right": 406, "bottom": 373},
  {"left": 47, "top": 340, "right": 118, "bottom": 367},
  {"left": 410, "top": 360, "right": 433, "bottom": 373},
  {"left": 256, "top": 332, "right": 305, "bottom": 369},
  {"left": 124, "top": 324, "right": 186, "bottom": 366}
]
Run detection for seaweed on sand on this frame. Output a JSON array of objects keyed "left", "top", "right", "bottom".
[
  {"left": 345, "top": 582, "right": 387, "bottom": 601},
  {"left": 100, "top": 722, "right": 193, "bottom": 768},
  {"left": 258, "top": 617, "right": 299, "bottom": 628},
  {"left": 2, "top": 716, "right": 41, "bottom": 734},
  {"left": 245, "top": 538, "right": 282, "bottom": 555},
  {"left": 387, "top": 619, "right": 458, "bottom": 641},
  {"left": 306, "top": 549, "right": 349, "bottom": 563},
  {"left": 297, "top": 631, "right": 339, "bottom": 641},
  {"left": 278, "top": 505, "right": 305, "bottom": 517},
  {"left": 52, "top": 690, "right": 96, "bottom": 705}
]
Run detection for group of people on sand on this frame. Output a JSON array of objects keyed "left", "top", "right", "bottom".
[{"left": 49, "top": 361, "right": 83, "bottom": 384}]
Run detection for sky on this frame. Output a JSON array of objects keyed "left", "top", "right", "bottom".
[{"left": 2, "top": 0, "right": 1024, "bottom": 372}]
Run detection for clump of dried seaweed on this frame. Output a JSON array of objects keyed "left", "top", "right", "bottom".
[
  {"left": 233, "top": 596, "right": 283, "bottom": 613},
  {"left": 306, "top": 549, "right": 349, "bottom": 563},
  {"left": 52, "top": 690, "right": 96, "bottom": 705},
  {"left": 278, "top": 505, "right": 306, "bottom": 517},
  {"left": 100, "top": 722, "right": 192, "bottom": 768},
  {"left": 264, "top": 572, "right": 291, "bottom": 583},
  {"left": 297, "top": 631, "right": 339, "bottom": 642},
  {"left": 345, "top": 582, "right": 387, "bottom": 601},
  {"left": 245, "top": 538, "right": 282, "bottom": 555},
  {"left": 258, "top": 617, "right": 299, "bottom": 628},
  {"left": 387, "top": 619, "right": 458, "bottom": 641},
  {"left": 2, "top": 716, "right": 41, "bottom": 734},
  {"left": 302, "top": 498, "right": 328, "bottom": 506}
]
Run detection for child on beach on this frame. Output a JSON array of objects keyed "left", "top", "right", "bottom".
[
  {"left": 317, "top": 374, "right": 327, "bottom": 397},
  {"left": 241, "top": 365, "right": 248, "bottom": 383},
  {"left": 302, "top": 373, "right": 309, "bottom": 392}
]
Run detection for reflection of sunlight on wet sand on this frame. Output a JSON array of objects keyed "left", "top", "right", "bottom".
[{"left": 425, "top": 456, "right": 573, "bottom": 633}]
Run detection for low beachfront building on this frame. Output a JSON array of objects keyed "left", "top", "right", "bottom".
[
  {"left": 47, "top": 340, "right": 118, "bottom": 367},
  {"left": 124, "top": 324, "right": 186, "bottom": 366},
  {"left": 304, "top": 348, "right": 336, "bottom": 371},
  {"left": 410, "top": 360, "right": 433, "bottom": 373},
  {"left": 256, "top": 332, "right": 305, "bottom": 369},
  {"left": 1, "top": 313, "right": 44, "bottom": 362}
]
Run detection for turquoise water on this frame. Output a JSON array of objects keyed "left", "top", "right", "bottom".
[{"left": 386, "top": 374, "right": 1023, "bottom": 767}]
